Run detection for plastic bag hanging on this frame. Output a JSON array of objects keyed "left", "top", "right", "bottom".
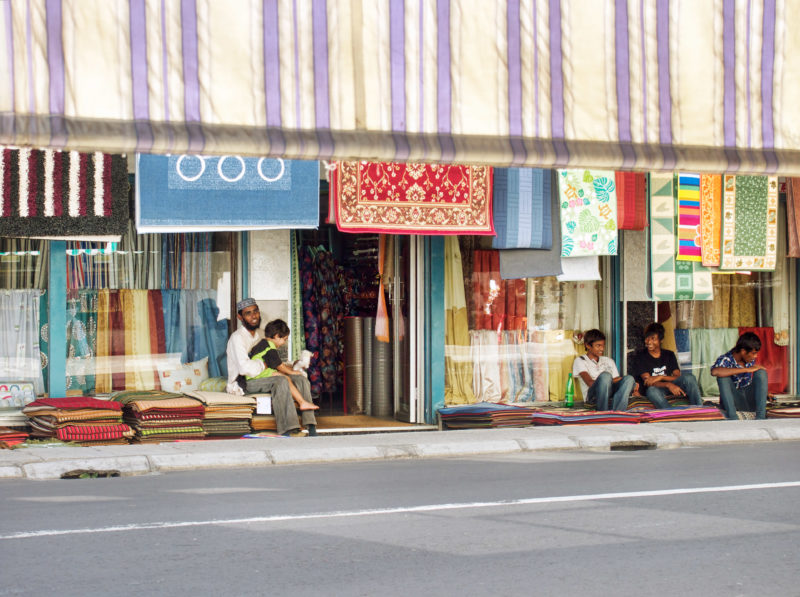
[{"left": 374, "top": 234, "right": 390, "bottom": 343}]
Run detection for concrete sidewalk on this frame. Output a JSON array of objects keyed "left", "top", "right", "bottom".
[{"left": 3, "top": 419, "right": 800, "bottom": 480}]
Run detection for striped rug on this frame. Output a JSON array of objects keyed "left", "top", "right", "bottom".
[{"left": 0, "top": 148, "right": 129, "bottom": 238}]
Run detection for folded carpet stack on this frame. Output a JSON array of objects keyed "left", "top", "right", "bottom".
[
  {"left": 22, "top": 397, "right": 133, "bottom": 445},
  {"left": 250, "top": 414, "right": 278, "bottom": 432},
  {"left": 766, "top": 406, "right": 800, "bottom": 419},
  {"left": 632, "top": 406, "right": 726, "bottom": 422},
  {"left": 184, "top": 391, "right": 256, "bottom": 438},
  {"left": 530, "top": 408, "right": 642, "bottom": 425},
  {"left": 438, "top": 402, "right": 536, "bottom": 429},
  {"left": 0, "top": 426, "right": 29, "bottom": 448},
  {"left": 110, "top": 390, "right": 205, "bottom": 442},
  {"left": 626, "top": 395, "right": 690, "bottom": 409}
]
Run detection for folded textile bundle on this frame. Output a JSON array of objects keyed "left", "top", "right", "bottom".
[
  {"left": 22, "top": 397, "right": 131, "bottom": 446},
  {"left": 766, "top": 407, "right": 800, "bottom": 419},
  {"left": 117, "top": 395, "right": 206, "bottom": 442},
  {"left": 109, "top": 389, "right": 186, "bottom": 405},
  {"left": 136, "top": 426, "right": 205, "bottom": 442},
  {"left": 530, "top": 408, "right": 642, "bottom": 426},
  {"left": 183, "top": 391, "right": 256, "bottom": 438},
  {"left": 0, "top": 426, "right": 29, "bottom": 448},
  {"left": 438, "top": 402, "right": 535, "bottom": 429},
  {"left": 633, "top": 407, "right": 725, "bottom": 422},
  {"left": 251, "top": 415, "right": 278, "bottom": 432},
  {"left": 626, "top": 395, "right": 689, "bottom": 410}
]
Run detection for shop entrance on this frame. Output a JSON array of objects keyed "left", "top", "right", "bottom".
[{"left": 295, "top": 229, "right": 423, "bottom": 429}]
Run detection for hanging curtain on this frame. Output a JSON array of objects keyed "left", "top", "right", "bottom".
[
  {"left": 0, "top": 238, "right": 49, "bottom": 289},
  {"left": 299, "top": 246, "right": 345, "bottom": 396},
  {"left": 772, "top": 202, "right": 790, "bottom": 346},
  {"left": 0, "top": 290, "right": 45, "bottom": 395},
  {"left": 290, "top": 231, "right": 305, "bottom": 360},
  {"left": 444, "top": 237, "right": 475, "bottom": 405},
  {"left": 95, "top": 290, "right": 112, "bottom": 393},
  {"left": 65, "top": 290, "right": 98, "bottom": 394},
  {"left": 469, "top": 330, "right": 503, "bottom": 403},
  {"left": 375, "top": 235, "right": 391, "bottom": 343}
]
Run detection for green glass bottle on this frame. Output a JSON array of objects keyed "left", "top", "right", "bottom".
[{"left": 564, "top": 373, "right": 575, "bottom": 408}]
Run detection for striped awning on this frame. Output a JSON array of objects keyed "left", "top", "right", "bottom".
[{"left": 1, "top": 0, "right": 799, "bottom": 175}]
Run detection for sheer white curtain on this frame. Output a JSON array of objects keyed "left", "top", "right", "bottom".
[{"left": 0, "top": 290, "right": 45, "bottom": 395}]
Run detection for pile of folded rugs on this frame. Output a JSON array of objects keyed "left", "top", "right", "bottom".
[
  {"left": 438, "top": 402, "right": 536, "bottom": 429},
  {"left": 633, "top": 406, "right": 726, "bottom": 422},
  {"left": 184, "top": 391, "right": 256, "bottom": 438},
  {"left": 530, "top": 408, "right": 642, "bottom": 425},
  {"left": 0, "top": 427, "right": 29, "bottom": 448},
  {"left": 22, "top": 397, "right": 133, "bottom": 445},
  {"left": 111, "top": 390, "right": 205, "bottom": 442},
  {"left": 766, "top": 398, "right": 800, "bottom": 418}
]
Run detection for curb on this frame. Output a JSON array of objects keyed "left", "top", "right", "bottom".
[{"left": 2, "top": 422, "right": 799, "bottom": 480}]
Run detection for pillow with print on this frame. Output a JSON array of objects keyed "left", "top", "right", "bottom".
[{"left": 157, "top": 357, "right": 209, "bottom": 393}]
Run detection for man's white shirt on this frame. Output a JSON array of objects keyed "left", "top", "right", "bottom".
[
  {"left": 225, "top": 325, "right": 266, "bottom": 394},
  {"left": 572, "top": 355, "right": 620, "bottom": 397}
]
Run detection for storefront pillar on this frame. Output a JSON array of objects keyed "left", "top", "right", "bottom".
[
  {"left": 48, "top": 241, "right": 67, "bottom": 398},
  {"left": 424, "top": 237, "right": 445, "bottom": 424}
]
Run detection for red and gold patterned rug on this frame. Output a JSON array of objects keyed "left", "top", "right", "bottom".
[{"left": 331, "top": 161, "right": 494, "bottom": 235}]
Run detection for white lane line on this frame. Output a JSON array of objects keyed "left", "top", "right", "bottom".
[{"left": 3, "top": 481, "right": 799, "bottom": 541}]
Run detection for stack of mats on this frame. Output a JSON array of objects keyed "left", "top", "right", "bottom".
[
  {"left": 0, "top": 427, "right": 29, "bottom": 448},
  {"left": 184, "top": 391, "right": 256, "bottom": 438},
  {"left": 767, "top": 400, "right": 800, "bottom": 418},
  {"left": 111, "top": 390, "right": 205, "bottom": 442},
  {"left": 22, "top": 397, "right": 133, "bottom": 445},
  {"left": 250, "top": 414, "right": 278, "bottom": 433},
  {"left": 633, "top": 407, "right": 726, "bottom": 423},
  {"left": 530, "top": 408, "right": 642, "bottom": 426},
  {"left": 626, "top": 395, "right": 689, "bottom": 409},
  {"left": 438, "top": 402, "right": 536, "bottom": 429}
]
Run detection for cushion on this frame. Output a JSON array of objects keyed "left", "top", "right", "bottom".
[
  {"left": 157, "top": 357, "right": 209, "bottom": 393},
  {"left": 198, "top": 376, "right": 228, "bottom": 392}
]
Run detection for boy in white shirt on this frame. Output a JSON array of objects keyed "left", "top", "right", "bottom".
[{"left": 572, "top": 329, "right": 637, "bottom": 411}]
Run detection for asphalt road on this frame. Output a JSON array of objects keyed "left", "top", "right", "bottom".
[{"left": 1, "top": 442, "right": 799, "bottom": 597}]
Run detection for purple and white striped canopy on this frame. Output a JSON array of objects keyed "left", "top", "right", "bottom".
[{"left": 0, "top": 0, "right": 798, "bottom": 174}]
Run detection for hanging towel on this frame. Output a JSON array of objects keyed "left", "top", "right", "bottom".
[
  {"left": 676, "top": 173, "right": 702, "bottom": 261},
  {"left": 719, "top": 175, "right": 778, "bottom": 271},
  {"left": 498, "top": 182, "right": 563, "bottom": 279},
  {"left": 622, "top": 229, "right": 651, "bottom": 301},
  {"left": 700, "top": 174, "right": 723, "bottom": 267},
  {"left": 558, "top": 169, "right": 618, "bottom": 256},
  {"left": 649, "top": 174, "right": 713, "bottom": 301},
  {"left": 615, "top": 172, "right": 647, "bottom": 230},
  {"left": 492, "top": 168, "right": 552, "bottom": 249},
  {"left": 0, "top": 148, "right": 129, "bottom": 239},
  {"left": 331, "top": 161, "right": 494, "bottom": 235},
  {"left": 557, "top": 257, "right": 601, "bottom": 281}
]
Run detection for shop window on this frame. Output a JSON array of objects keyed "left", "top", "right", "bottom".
[
  {"left": 0, "top": 239, "right": 49, "bottom": 401},
  {"left": 444, "top": 237, "right": 602, "bottom": 405},
  {"left": 626, "top": 272, "right": 790, "bottom": 397},
  {"left": 63, "top": 223, "right": 234, "bottom": 395}
]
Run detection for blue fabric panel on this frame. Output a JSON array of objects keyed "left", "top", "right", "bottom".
[
  {"left": 136, "top": 154, "right": 320, "bottom": 231},
  {"left": 492, "top": 168, "right": 552, "bottom": 249}
]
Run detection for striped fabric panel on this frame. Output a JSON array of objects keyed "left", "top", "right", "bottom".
[
  {"left": 492, "top": 168, "right": 552, "bottom": 250},
  {"left": 676, "top": 173, "right": 702, "bottom": 261},
  {"left": 0, "top": 148, "right": 128, "bottom": 237},
  {"left": 1, "top": 1, "right": 797, "bottom": 174},
  {"left": 700, "top": 174, "right": 723, "bottom": 266}
]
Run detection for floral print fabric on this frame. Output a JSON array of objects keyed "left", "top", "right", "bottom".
[{"left": 557, "top": 169, "right": 618, "bottom": 256}]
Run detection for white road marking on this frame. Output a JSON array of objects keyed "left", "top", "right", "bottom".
[
  {"left": 13, "top": 496, "right": 128, "bottom": 503},
  {"left": 168, "top": 487, "right": 286, "bottom": 495},
  {"left": 2, "top": 481, "right": 799, "bottom": 540}
]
